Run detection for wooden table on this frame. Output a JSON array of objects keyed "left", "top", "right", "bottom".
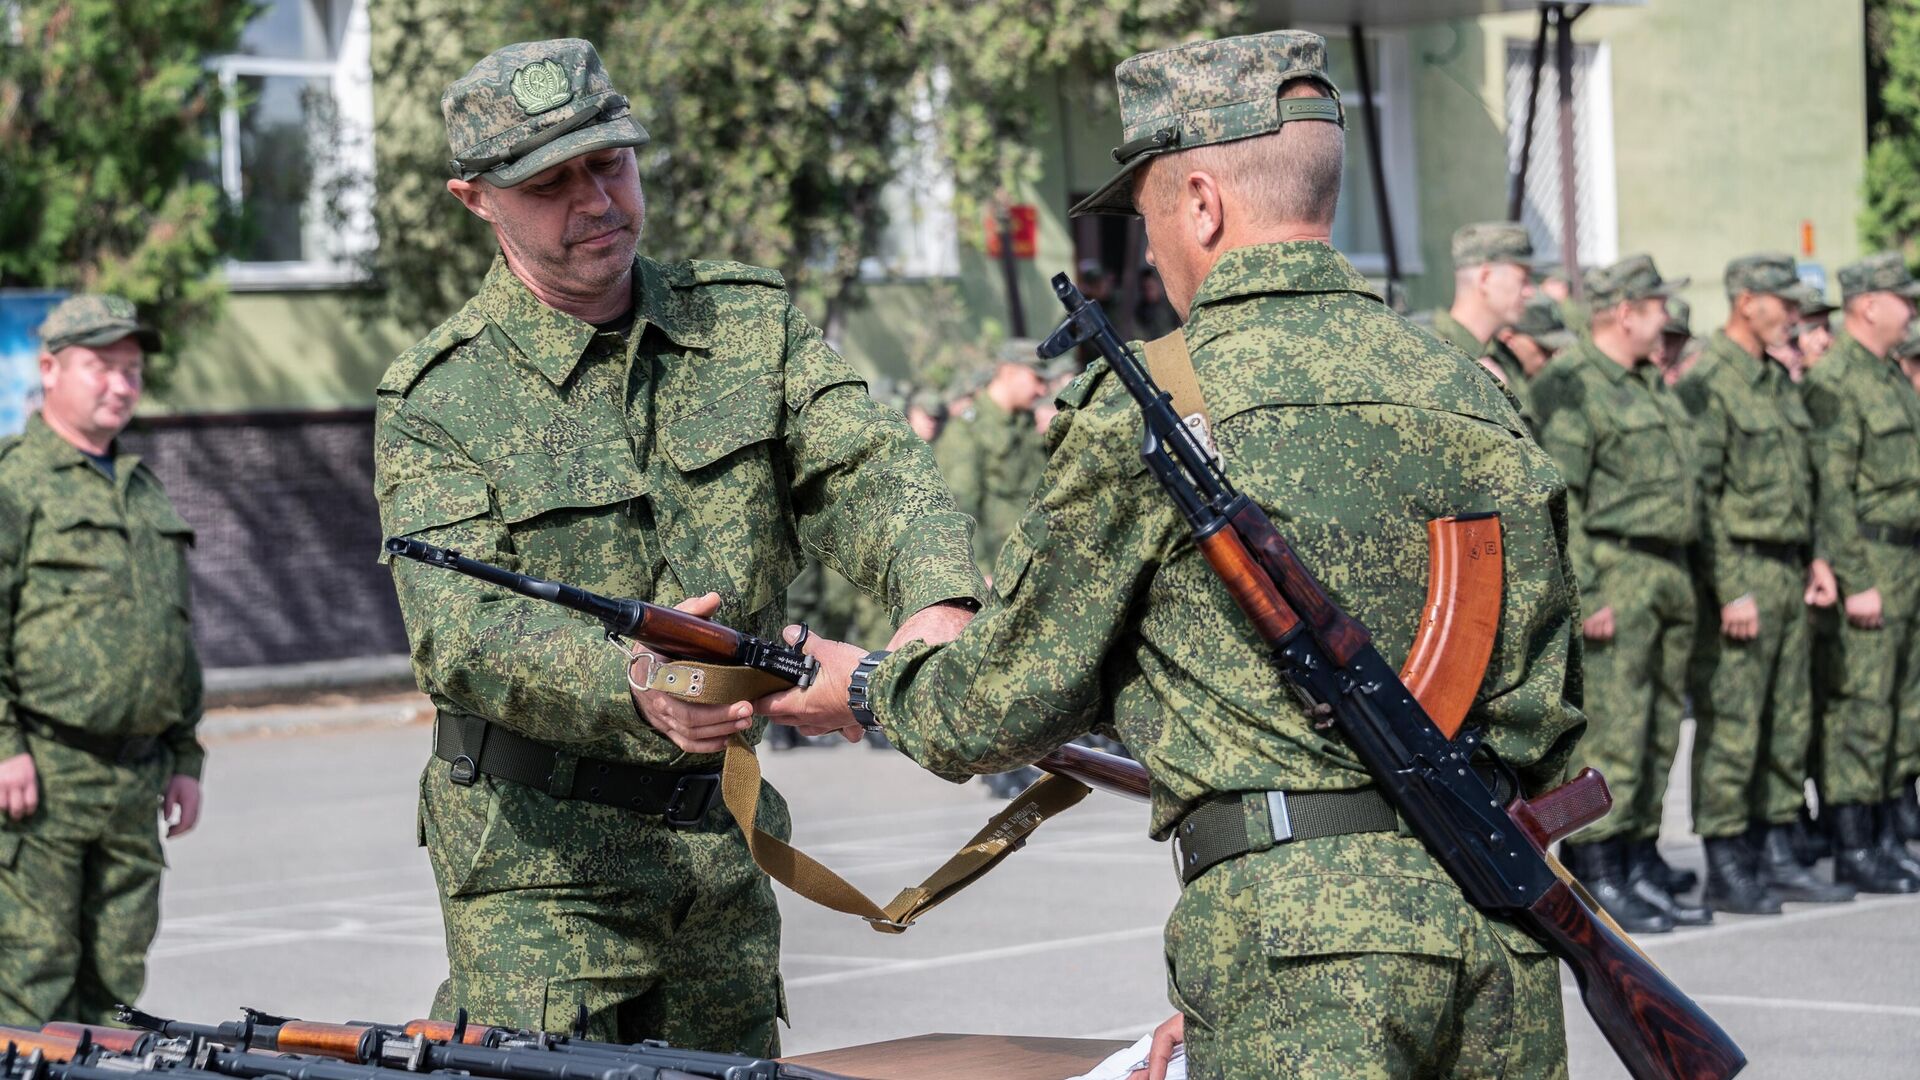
[{"left": 786, "top": 1033, "right": 1133, "bottom": 1080}]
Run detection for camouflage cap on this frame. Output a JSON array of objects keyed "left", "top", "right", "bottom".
[
  {"left": 444, "top": 39, "right": 649, "bottom": 188},
  {"left": 1070, "top": 30, "right": 1343, "bottom": 218},
  {"left": 1584, "top": 254, "right": 1688, "bottom": 308},
  {"left": 1722, "top": 253, "right": 1802, "bottom": 302},
  {"left": 36, "top": 294, "right": 161, "bottom": 354},
  {"left": 908, "top": 387, "right": 948, "bottom": 417},
  {"left": 1837, "top": 252, "right": 1920, "bottom": 302},
  {"left": 1662, "top": 297, "right": 1692, "bottom": 337},
  {"left": 1512, "top": 293, "right": 1575, "bottom": 351},
  {"left": 998, "top": 337, "right": 1045, "bottom": 369},
  {"left": 1452, "top": 222, "right": 1540, "bottom": 269},
  {"left": 1794, "top": 284, "right": 1835, "bottom": 319}
]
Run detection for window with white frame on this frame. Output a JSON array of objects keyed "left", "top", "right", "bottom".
[
  {"left": 213, "top": 0, "right": 376, "bottom": 288},
  {"left": 1504, "top": 38, "right": 1618, "bottom": 269},
  {"left": 861, "top": 69, "right": 961, "bottom": 281},
  {"left": 1315, "top": 29, "right": 1424, "bottom": 278}
]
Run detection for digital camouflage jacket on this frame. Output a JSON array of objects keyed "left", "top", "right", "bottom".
[{"left": 1804, "top": 330, "right": 1920, "bottom": 596}]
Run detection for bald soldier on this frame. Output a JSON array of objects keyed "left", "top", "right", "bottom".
[
  {"left": 749, "top": 31, "right": 1582, "bottom": 1078},
  {"left": 1677, "top": 254, "right": 1850, "bottom": 915},
  {"left": 373, "top": 40, "right": 982, "bottom": 1053},
  {"left": 1534, "top": 256, "right": 1705, "bottom": 934}
]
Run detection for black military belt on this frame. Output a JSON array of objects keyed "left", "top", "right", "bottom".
[
  {"left": 433, "top": 716, "right": 721, "bottom": 827},
  {"left": 1729, "top": 538, "right": 1807, "bottom": 565},
  {"left": 1860, "top": 523, "right": 1920, "bottom": 548},
  {"left": 1173, "top": 787, "right": 1399, "bottom": 885},
  {"left": 22, "top": 714, "right": 162, "bottom": 766},
  {"left": 1590, "top": 531, "right": 1690, "bottom": 565}
]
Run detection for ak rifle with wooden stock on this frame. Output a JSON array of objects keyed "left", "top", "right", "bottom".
[
  {"left": 1037, "top": 274, "right": 1745, "bottom": 1080},
  {"left": 385, "top": 536, "right": 1147, "bottom": 796}
]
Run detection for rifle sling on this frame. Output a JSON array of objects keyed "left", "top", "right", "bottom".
[{"left": 1141, "top": 329, "right": 1213, "bottom": 440}]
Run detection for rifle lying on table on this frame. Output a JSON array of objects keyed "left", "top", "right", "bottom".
[{"left": 1035, "top": 275, "right": 1745, "bottom": 1080}]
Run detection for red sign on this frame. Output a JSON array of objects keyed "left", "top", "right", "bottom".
[{"left": 984, "top": 205, "right": 1038, "bottom": 259}]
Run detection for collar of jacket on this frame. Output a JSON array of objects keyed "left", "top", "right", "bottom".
[
  {"left": 1185, "top": 241, "right": 1378, "bottom": 314},
  {"left": 1572, "top": 335, "right": 1649, "bottom": 384},
  {"left": 1707, "top": 329, "right": 1776, "bottom": 386},
  {"left": 475, "top": 255, "right": 711, "bottom": 387},
  {"left": 22, "top": 412, "right": 139, "bottom": 489}
]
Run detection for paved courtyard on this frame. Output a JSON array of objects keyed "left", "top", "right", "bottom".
[{"left": 143, "top": 710, "right": 1920, "bottom": 1078}]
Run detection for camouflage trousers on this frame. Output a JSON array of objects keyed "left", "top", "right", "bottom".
[
  {"left": 1689, "top": 551, "right": 1813, "bottom": 838},
  {"left": 1164, "top": 831, "right": 1566, "bottom": 1079},
  {"left": 419, "top": 759, "right": 790, "bottom": 1056},
  {"left": 0, "top": 739, "right": 168, "bottom": 1026},
  {"left": 1815, "top": 539, "right": 1920, "bottom": 805},
  {"left": 1575, "top": 546, "right": 1696, "bottom": 842}
]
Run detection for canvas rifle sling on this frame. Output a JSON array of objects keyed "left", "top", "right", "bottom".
[
  {"left": 1141, "top": 329, "right": 1215, "bottom": 449},
  {"left": 625, "top": 639, "right": 1093, "bottom": 933}
]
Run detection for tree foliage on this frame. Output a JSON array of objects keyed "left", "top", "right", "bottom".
[
  {"left": 1864, "top": 0, "right": 1920, "bottom": 258},
  {"left": 0, "top": 1, "right": 258, "bottom": 381},
  {"left": 362, "top": 0, "right": 1237, "bottom": 338}
]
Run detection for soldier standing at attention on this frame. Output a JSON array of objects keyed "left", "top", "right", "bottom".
[
  {"left": 1676, "top": 254, "right": 1851, "bottom": 916},
  {"left": 372, "top": 39, "right": 983, "bottom": 1053},
  {"left": 1533, "top": 256, "right": 1704, "bottom": 934},
  {"left": 1804, "top": 253, "right": 1920, "bottom": 893},
  {"left": 0, "top": 296, "right": 205, "bottom": 1024},
  {"left": 1429, "top": 223, "right": 1540, "bottom": 417},
  {"left": 752, "top": 32, "right": 1584, "bottom": 1078}
]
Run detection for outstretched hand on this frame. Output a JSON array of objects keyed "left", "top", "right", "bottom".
[{"left": 753, "top": 626, "right": 869, "bottom": 741}]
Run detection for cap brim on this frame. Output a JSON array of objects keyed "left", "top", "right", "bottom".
[
  {"left": 1533, "top": 329, "right": 1576, "bottom": 351},
  {"left": 1897, "top": 281, "right": 1920, "bottom": 299},
  {"left": 1648, "top": 276, "right": 1691, "bottom": 299},
  {"left": 50, "top": 323, "right": 161, "bottom": 354},
  {"left": 484, "top": 116, "right": 651, "bottom": 187},
  {"left": 1069, "top": 153, "right": 1155, "bottom": 218}
]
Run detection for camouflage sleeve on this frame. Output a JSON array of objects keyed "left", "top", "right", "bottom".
[
  {"left": 1534, "top": 377, "right": 1600, "bottom": 595},
  {"left": 1676, "top": 377, "right": 1738, "bottom": 605},
  {"left": 780, "top": 301, "right": 984, "bottom": 623},
  {"left": 375, "top": 397, "right": 672, "bottom": 758},
  {"left": 163, "top": 643, "right": 206, "bottom": 781},
  {"left": 867, "top": 381, "right": 1164, "bottom": 780},
  {"left": 0, "top": 485, "right": 22, "bottom": 760},
  {"left": 1805, "top": 379, "right": 1872, "bottom": 594}
]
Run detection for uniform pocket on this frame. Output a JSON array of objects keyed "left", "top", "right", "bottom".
[
  {"left": 1861, "top": 402, "right": 1920, "bottom": 489},
  {"left": 1726, "top": 410, "right": 1789, "bottom": 495},
  {"left": 1605, "top": 409, "right": 1686, "bottom": 488},
  {"left": 31, "top": 506, "right": 131, "bottom": 596},
  {"left": 657, "top": 375, "right": 797, "bottom": 615}
]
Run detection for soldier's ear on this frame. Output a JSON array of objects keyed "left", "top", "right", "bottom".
[{"left": 447, "top": 178, "right": 495, "bottom": 222}]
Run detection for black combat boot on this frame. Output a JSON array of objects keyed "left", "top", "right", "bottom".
[
  {"left": 1629, "top": 838, "right": 1699, "bottom": 895},
  {"left": 1703, "top": 835, "right": 1782, "bottom": 914},
  {"left": 1565, "top": 839, "right": 1674, "bottom": 934},
  {"left": 1897, "top": 781, "right": 1920, "bottom": 842},
  {"left": 1757, "top": 823, "right": 1855, "bottom": 903},
  {"left": 1874, "top": 800, "right": 1920, "bottom": 879},
  {"left": 1626, "top": 845, "right": 1711, "bottom": 926},
  {"left": 1832, "top": 803, "right": 1920, "bottom": 894},
  {"left": 1789, "top": 806, "right": 1827, "bottom": 868}
]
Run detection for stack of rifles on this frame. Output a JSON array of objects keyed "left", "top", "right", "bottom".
[{"left": 0, "top": 1009, "right": 847, "bottom": 1080}]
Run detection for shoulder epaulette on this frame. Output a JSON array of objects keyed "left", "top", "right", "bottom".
[
  {"left": 378, "top": 305, "right": 489, "bottom": 397},
  {"left": 0, "top": 434, "right": 22, "bottom": 466},
  {"left": 673, "top": 260, "right": 786, "bottom": 289},
  {"left": 1055, "top": 359, "right": 1112, "bottom": 410}
]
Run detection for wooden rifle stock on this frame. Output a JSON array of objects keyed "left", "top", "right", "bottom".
[
  {"left": 267, "top": 1022, "right": 379, "bottom": 1061},
  {"left": 0, "top": 1027, "right": 83, "bottom": 1062},
  {"left": 36, "top": 1026, "right": 145, "bottom": 1055},
  {"left": 402, "top": 1019, "right": 498, "bottom": 1046}
]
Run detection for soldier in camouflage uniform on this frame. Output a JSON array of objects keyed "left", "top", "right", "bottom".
[
  {"left": 1804, "top": 252, "right": 1920, "bottom": 893},
  {"left": 763, "top": 32, "right": 1581, "bottom": 1078},
  {"left": 0, "top": 296, "right": 205, "bottom": 1024},
  {"left": 1429, "top": 222, "right": 1541, "bottom": 427},
  {"left": 1677, "top": 254, "right": 1852, "bottom": 914},
  {"left": 373, "top": 40, "right": 983, "bottom": 1054},
  {"left": 1533, "top": 256, "right": 1704, "bottom": 934}
]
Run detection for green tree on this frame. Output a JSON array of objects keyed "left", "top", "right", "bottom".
[
  {"left": 362, "top": 0, "right": 1237, "bottom": 341},
  {"left": 1863, "top": 0, "right": 1920, "bottom": 257},
  {"left": 0, "top": 1, "right": 259, "bottom": 382}
]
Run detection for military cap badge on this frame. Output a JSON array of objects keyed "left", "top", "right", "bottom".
[{"left": 511, "top": 59, "right": 574, "bottom": 115}]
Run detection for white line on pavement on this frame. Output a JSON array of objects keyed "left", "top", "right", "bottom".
[
  {"left": 1691, "top": 993, "right": 1920, "bottom": 1019},
  {"left": 784, "top": 925, "right": 1164, "bottom": 989},
  {"left": 1640, "top": 894, "right": 1919, "bottom": 949}
]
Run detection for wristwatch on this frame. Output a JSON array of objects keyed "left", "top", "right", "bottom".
[{"left": 847, "top": 649, "right": 893, "bottom": 731}]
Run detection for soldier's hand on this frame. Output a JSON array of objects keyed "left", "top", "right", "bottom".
[
  {"left": 162, "top": 774, "right": 202, "bottom": 838},
  {"left": 1127, "top": 1011, "right": 1185, "bottom": 1080},
  {"left": 1845, "top": 587, "right": 1884, "bottom": 630},
  {"left": 1720, "top": 595, "right": 1760, "bottom": 641},
  {"left": 753, "top": 626, "right": 868, "bottom": 742},
  {"left": 1582, "top": 605, "right": 1615, "bottom": 642},
  {"left": 630, "top": 592, "right": 757, "bottom": 754},
  {"left": 885, "top": 600, "right": 977, "bottom": 651},
  {"left": 1805, "top": 559, "right": 1839, "bottom": 609},
  {"left": 0, "top": 752, "right": 37, "bottom": 821}
]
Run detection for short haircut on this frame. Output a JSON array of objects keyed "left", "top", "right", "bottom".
[{"left": 1142, "top": 79, "right": 1345, "bottom": 228}]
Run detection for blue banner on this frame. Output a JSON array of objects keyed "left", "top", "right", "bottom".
[{"left": 0, "top": 291, "right": 67, "bottom": 436}]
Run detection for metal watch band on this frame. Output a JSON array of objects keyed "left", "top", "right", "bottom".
[{"left": 847, "top": 649, "right": 893, "bottom": 731}]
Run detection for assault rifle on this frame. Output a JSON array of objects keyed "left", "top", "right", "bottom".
[
  {"left": 1037, "top": 275, "right": 1745, "bottom": 1080},
  {"left": 386, "top": 536, "right": 1151, "bottom": 800}
]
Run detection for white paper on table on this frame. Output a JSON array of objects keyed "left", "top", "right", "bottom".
[{"left": 1063, "top": 1032, "right": 1187, "bottom": 1080}]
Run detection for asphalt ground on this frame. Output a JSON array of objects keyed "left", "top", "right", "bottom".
[{"left": 143, "top": 710, "right": 1920, "bottom": 1078}]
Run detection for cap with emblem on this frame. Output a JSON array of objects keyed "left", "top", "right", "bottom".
[
  {"left": 1837, "top": 252, "right": 1920, "bottom": 302},
  {"left": 1452, "top": 222, "right": 1540, "bottom": 270},
  {"left": 1722, "top": 253, "right": 1803, "bottom": 302},
  {"left": 36, "top": 294, "right": 161, "bottom": 354},
  {"left": 1070, "top": 30, "right": 1343, "bottom": 218},
  {"left": 1512, "top": 294, "right": 1575, "bottom": 351},
  {"left": 443, "top": 38, "right": 649, "bottom": 188},
  {"left": 1584, "top": 254, "right": 1689, "bottom": 309},
  {"left": 1662, "top": 297, "right": 1692, "bottom": 338}
]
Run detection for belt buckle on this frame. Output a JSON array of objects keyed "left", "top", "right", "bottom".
[
  {"left": 117, "top": 737, "right": 158, "bottom": 766},
  {"left": 1266, "top": 791, "right": 1294, "bottom": 843},
  {"left": 664, "top": 773, "right": 720, "bottom": 828}
]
